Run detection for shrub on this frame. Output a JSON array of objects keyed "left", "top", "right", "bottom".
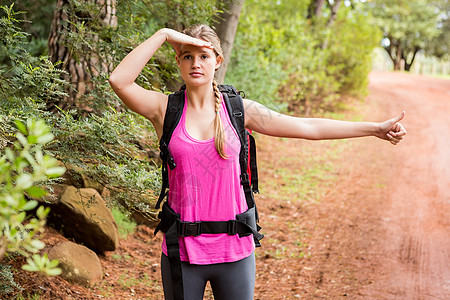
[
  {"left": 0, "top": 119, "right": 63, "bottom": 276},
  {"left": 0, "top": 264, "right": 23, "bottom": 295},
  {"left": 228, "top": 0, "right": 380, "bottom": 115}
]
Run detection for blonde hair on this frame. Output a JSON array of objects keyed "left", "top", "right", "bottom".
[{"left": 182, "top": 25, "right": 227, "bottom": 159}]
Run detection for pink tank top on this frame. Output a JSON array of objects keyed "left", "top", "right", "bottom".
[{"left": 161, "top": 91, "right": 255, "bottom": 264}]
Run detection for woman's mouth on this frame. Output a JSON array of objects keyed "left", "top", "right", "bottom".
[{"left": 189, "top": 72, "right": 203, "bottom": 77}]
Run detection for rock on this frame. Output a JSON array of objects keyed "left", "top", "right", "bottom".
[
  {"left": 59, "top": 164, "right": 85, "bottom": 189},
  {"left": 47, "top": 185, "right": 119, "bottom": 253},
  {"left": 60, "top": 164, "right": 104, "bottom": 194},
  {"left": 48, "top": 241, "right": 102, "bottom": 287},
  {"left": 80, "top": 173, "right": 104, "bottom": 195},
  {"left": 130, "top": 210, "right": 160, "bottom": 228}
]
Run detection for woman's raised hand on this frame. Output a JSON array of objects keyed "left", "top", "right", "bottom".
[
  {"left": 159, "top": 28, "right": 213, "bottom": 56},
  {"left": 377, "top": 111, "right": 407, "bottom": 145}
]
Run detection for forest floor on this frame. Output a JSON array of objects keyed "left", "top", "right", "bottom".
[{"left": 4, "top": 71, "right": 450, "bottom": 299}]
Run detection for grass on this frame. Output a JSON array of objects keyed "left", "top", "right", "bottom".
[
  {"left": 261, "top": 138, "right": 350, "bottom": 205},
  {"left": 111, "top": 207, "right": 137, "bottom": 238}
]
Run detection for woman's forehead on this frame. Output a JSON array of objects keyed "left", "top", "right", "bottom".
[{"left": 180, "top": 44, "right": 215, "bottom": 55}]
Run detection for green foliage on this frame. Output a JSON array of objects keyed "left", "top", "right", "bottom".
[
  {"left": 325, "top": 5, "right": 381, "bottom": 97},
  {"left": 229, "top": 0, "right": 379, "bottom": 115},
  {"left": 1, "top": 0, "right": 55, "bottom": 57},
  {"left": 226, "top": 0, "right": 308, "bottom": 110},
  {"left": 0, "top": 5, "right": 67, "bottom": 106},
  {"left": 371, "top": 0, "right": 441, "bottom": 48},
  {"left": 21, "top": 253, "right": 62, "bottom": 276},
  {"left": 0, "top": 264, "right": 23, "bottom": 295},
  {"left": 426, "top": 0, "right": 450, "bottom": 59},
  {"left": 48, "top": 109, "right": 162, "bottom": 209},
  {"left": 370, "top": 0, "right": 443, "bottom": 68},
  {"left": 0, "top": 3, "right": 162, "bottom": 216},
  {"left": 0, "top": 119, "right": 63, "bottom": 276},
  {"left": 112, "top": 207, "right": 137, "bottom": 238}
]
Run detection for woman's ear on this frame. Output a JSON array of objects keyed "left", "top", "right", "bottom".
[
  {"left": 215, "top": 56, "right": 224, "bottom": 70},
  {"left": 175, "top": 55, "right": 181, "bottom": 67}
]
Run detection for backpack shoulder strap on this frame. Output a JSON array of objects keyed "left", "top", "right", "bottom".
[
  {"left": 221, "top": 85, "right": 256, "bottom": 210},
  {"left": 155, "top": 90, "right": 185, "bottom": 209},
  {"left": 220, "top": 85, "right": 258, "bottom": 189},
  {"left": 160, "top": 91, "right": 185, "bottom": 157}
]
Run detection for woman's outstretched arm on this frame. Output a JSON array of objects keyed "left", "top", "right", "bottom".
[{"left": 244, "top": 99, "right": 406, "bottom": 145}]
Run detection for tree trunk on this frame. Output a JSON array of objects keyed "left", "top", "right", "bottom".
[
  {"left": 384, "top": 38, "right": 403, "bottom": 71},
  {"left": 47, "top": 0, "right": 117, "bottom": 112},
  {"left": 326, "top": 0, "right": 342, "bottom": 27},
  {"left": 307, "top": 0, "right": 326, "bottom": 20},
  {"left": 404, "top": 48, "right": 420, "bottom": 72},
  {"left": 321, "top": 0, "right": 342, "bottom": 49},
  {"left": 214, "top": 0, "right": 244, "bottom": 84},
  {"left": 394, "top": 43, "right": 403, "bottom": 70},
  {"left": 0, "top": 238, "right": 5, "bottom": 261}
]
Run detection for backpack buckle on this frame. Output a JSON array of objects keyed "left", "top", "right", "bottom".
[
  {"left": 167, "top": 154, "right": 176, "bottom": 170},
  {"left": 178, "top": 221, "right": 202, "bottom": 237},
  {"left": 227, "top": 220, "right": 237, "bottom": 235}
]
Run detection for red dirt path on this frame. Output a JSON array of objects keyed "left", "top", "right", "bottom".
[
  {"left": 5, "top": 72, "right": 450, "bottom": 299},
  {"left": 252, "top": 71, "right": 450, "bottom": 299},
  {"left": 359, "top": 72, "right": 450, "bottom": 299}
]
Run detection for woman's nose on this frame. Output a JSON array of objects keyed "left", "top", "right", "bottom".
[{"left": 192, "top": 57, "right": 200, "bottom": 68}]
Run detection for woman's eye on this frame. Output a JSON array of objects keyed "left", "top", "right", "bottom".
[
  {"left": 183, "top": 55, "right": 192, "bottom": 60},
  {"left": 201, "top": 55, "right": 209, "bottom": 59}
]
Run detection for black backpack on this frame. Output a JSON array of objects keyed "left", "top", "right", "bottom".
[{"left": 154, "top": 84, "right": 263, "bottom": 300}]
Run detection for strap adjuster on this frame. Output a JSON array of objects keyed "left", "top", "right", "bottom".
[
  {"left": 227, "top": 220, "right": 237, "bottom": 235},
  {"left": 178, "top": 221, "right": 202, "bottom": 237},
  {"left": 240, "top": 173, "right": 250, "bottom": 185}
]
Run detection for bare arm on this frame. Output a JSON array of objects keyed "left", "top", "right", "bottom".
[
  {"left": 108, "top": 28, "right": 213, "bottom": 138},
  {"left": 244, "top": 99, "right": 406, "bottom": 144}
]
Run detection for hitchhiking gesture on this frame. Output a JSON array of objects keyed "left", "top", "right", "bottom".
[{"left": 109, "top": 25, "right": 406, "bottom": 300}]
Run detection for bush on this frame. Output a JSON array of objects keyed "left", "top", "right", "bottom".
[
  {"left": 0, "top": 264, "right": 23, "bottom": 295},
  {"left": 0, "top": 4, "right": 162, "bottom": 217},
  {"left": 228, "top": 0, "right": 380, "bottom": 115},
  {"left": 0, "top": 119, "right": 63, "bottom": 276}
]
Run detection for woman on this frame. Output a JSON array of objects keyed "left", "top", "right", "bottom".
[{"left": 109, "top": 25, "right": 406, "bottom": 300}]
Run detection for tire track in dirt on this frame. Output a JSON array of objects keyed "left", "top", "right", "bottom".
[{"left": 360, "top": 72, "right": 450, "bottom": 300}]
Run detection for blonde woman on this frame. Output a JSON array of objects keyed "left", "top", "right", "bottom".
[{"left": 109, "top": 25, "right": 406, "bottom": 300}]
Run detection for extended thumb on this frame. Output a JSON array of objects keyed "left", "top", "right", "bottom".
[{"left": 393, "top": 111, "right": 405, "bottom": 123}]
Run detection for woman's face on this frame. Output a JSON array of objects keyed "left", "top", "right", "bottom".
[{"left": 176, "top": 44, "right": 222, "bottom": 86}]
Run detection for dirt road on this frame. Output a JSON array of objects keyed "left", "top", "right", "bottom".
[
  {"left": 254, "top": 71, "right": 450, "bottom": 299},
  {"left": 359, "top": 72, "right": 450, "bottom": 299}
]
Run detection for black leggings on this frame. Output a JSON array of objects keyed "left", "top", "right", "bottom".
[{"left": 161, "top": 252, "right": 255, "bottom": 300}]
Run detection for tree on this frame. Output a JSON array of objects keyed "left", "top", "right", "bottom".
[
  {"left": 307, "top": 0, "right": 326, "bottom": 20},
  {"left": 47, "top": 0, "right": 117, "bottom": 112},
  {"left": 425, "top": 0, "right": 450, "bottom": 59},
  {"left": 370, "top": 0, "right": 442, "bottom": 71},
  {"left": 307, "top": 0, "right": 343, "bottom": 28},
  {"left": 214, "top": 0, "right": 245, "bottom": 84}
]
